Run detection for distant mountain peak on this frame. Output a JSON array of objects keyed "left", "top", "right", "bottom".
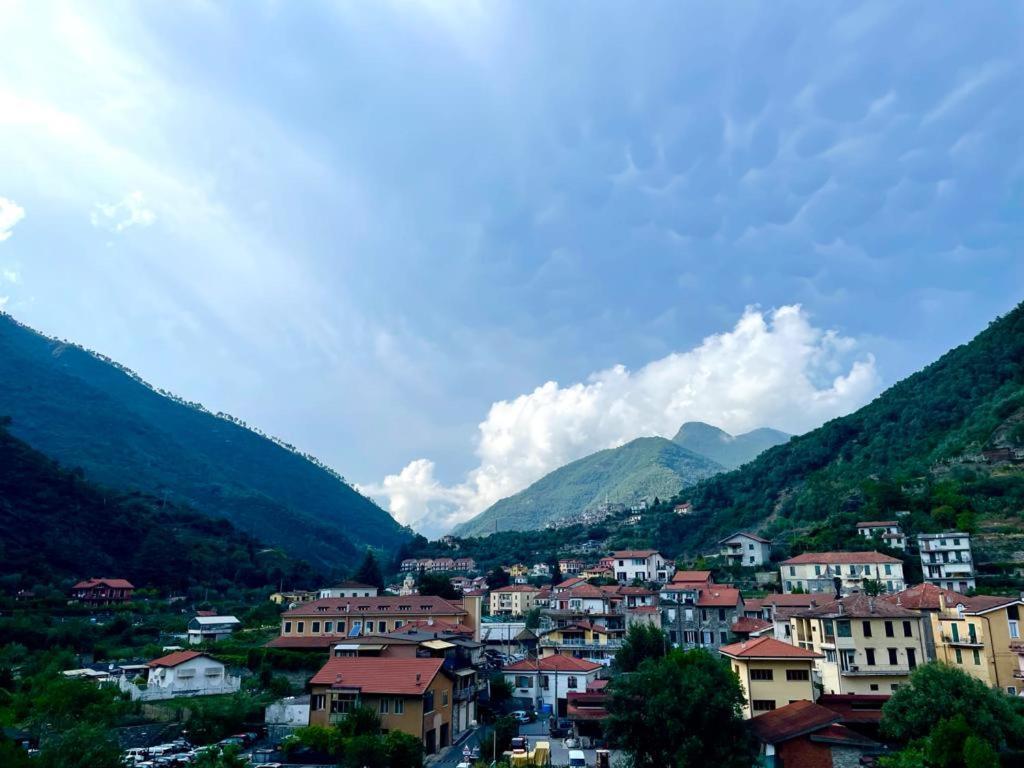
[{"left": 672, "top": 421, "right": 790, "bottom": 469}]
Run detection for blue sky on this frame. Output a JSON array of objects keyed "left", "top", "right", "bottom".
[{"left": 1, "top": 2, "right": 1022, "bottom": 536}]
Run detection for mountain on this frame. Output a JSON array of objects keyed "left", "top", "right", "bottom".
[
  {"left": 453, "top": 436, "right": 724, "bottom": 538},
  {"left": 669, "top": 303, "right": 1024, "bottom": 551},
  {"left": 0, "top": 418, "right": 319, "bottom": 591},
  {"left": 0, "top": 313, "right": 409, "bottom": 569},
  {"left": 672, "top": 422, "right": 790, "bottom": 469}
]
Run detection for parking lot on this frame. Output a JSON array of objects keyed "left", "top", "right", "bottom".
[{"left": 515, "top": 720, "right": 621, "bottom": 767}]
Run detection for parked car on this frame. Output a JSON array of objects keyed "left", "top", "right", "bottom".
[
  {"left": 510, "top": 710, "right": 534, "bottom": 723},
  {"left": 568, "top": 750, "right": 587, "bottom": 768}
]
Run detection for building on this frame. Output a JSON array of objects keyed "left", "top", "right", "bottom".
[
  {"left": 268, "top": 595, "right": 480, "bottom": 650},
  {"left": 749, "top": 700, "right": 882, "bottom": 768},
  {"left": 931, "top": 593, "right": 1023, "bottom": 695},
  {"left": 719, "top": 532, "right": 772, "bottom": 567},
  {"left": 530, "top": 563, "right": 552, "bottom": 578},
  {"left": 609, "top": 550, "right": 670, "bottom": 583},
  {"left": 742, "top": 594, "right": 819, "bottom": 643},
  {"left": 856, "top": 521, "right": 907, "bottom": 550},
  {"left": 659, "top": 581, "right": 744, "bottom": 651},
  {"left": 264, "top": 695, "right": 311, "bottom": 740},
  {"left": 187, "top": 615, "right": 241, "bottom": 645},
  {"left": 400, "top": 558, "right": 476, "bottom": 573},
  {"left": 566, "top": 680, "right": 610, "bottom": 741},
  {"left": 719, "top": 637, "right": 823, "bottom": 718},
  {"left": 558, "top": 558, "right": 585, "bottom": 576},
  {"left": 790, "top": 593, "right": 925, "bottom": 695},
  {"left": 779, "top": 552, "right": 905, "bottom": 595},
  {"left": 270, "top": 590, "right": 318, "bottom": 606},
  {"left": 917, "top": 532, "right": 976, "bottom": 592},
  {"left": 318, "top": 581, "right": 379, "bottom": 599},
  {"left": 580, "top": 564, "right": 613, "bottom": 580},
  {"left": 309, "top": 657, "right": 454, "bottom": 754},
  {"left": 880, "top": 583, "right": 961, "bottom": 660},
  {"left": 120, "top": 651, "right": 240, "bottom": 701},
  {"left": 70, "top": 578, "right": 134, "bottom": 605},
  {"left": 490, "top": 585, "right": 542, "bottom": 617},
  {"left": 503, "top": 655, "right": 602, "bottom": 716},
  {"left": 538, "top": 622, "right": 622, "bottom": 664}
]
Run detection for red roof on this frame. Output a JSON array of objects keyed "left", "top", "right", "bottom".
[
  {"left": 954, "top": 594, "right": 1023, "bottom": 614},
  {"left": 881, "top": 583, "right": 959, "bottom": 611},
  {"left": 265, "top": 636, "right": 339, "bottom": 649},
  {"left": 730, "top": 617, "right": 773, "bottom": 634},
  {"left": 816, "top": 694, "right": 888, "bottom": 725},
  {"left": 780, "top": 551, "right": 901, "bottom": 565},
  {"left": 492, "top": 585, "right": 541, "bottom": 593},
  {"left": 283, "top": 595, "right": 466, "bottom": 617},
  {"left": 610, "top": 550, "right": 661, "bottom": 559},
  {"left": 73, "top": 578, "right": 134, "bottom": 589},
  {"left": 395, "top": 619, "right": 475, "bottom": 635},
  {"left": 719, "top": 532, "right": 770, "bottom": 544},
  {"left": 504, "top": 656, "right": 602, "bottom": 673},
  {"left": 696, "top": 587, "right": 742, "bottom": 608},
  {"left": 617, "top": 586, "right": 655, "bottom": 596},
  {"left": 310, "top": 657, "right": 445, "bottom": 694},
  {"left": 567, "top": 691, "right": 609, "bottom": 721},
  {"left": 720, "top": 636, "right": 822, "bottom": 659},
  {"left": 856, "top": 521, "right": 899, "bottom": 528},
  {"left": 749, "top": 701, "right": 839, "bottom": 744},
  {"left": 148, "top": 651, "right": 207, "bottom": 668},
  {"left": 554, "top": 577, "right": 587, "bottom": 590},
  {"left": 795, "top": 592, "right": 920, "bottom": 619},
  {"left": 629, "top": 605, "right": 660, "bottom": 613},
  {"left": 671, "top": 570, "right": 712, "bottom": 583}
]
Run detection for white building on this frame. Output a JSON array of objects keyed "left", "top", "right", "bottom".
[
  {"left": 779, "top": 552, "right": 905, "bottom": 595},
  {"left": 609, "top": 550, "right": 670, "bottom": 583},
  {"left": 856, "top": 521, "right": 907, "bottom": 550},
  {"left": 120, "top": 651, "right": 240, "bottom": 701},
  {"left": 917, "top": 533, "right": 976, "bottom": 593},
  {"left": 187, "top": 615, "right": 241, "bottom": 645},
  {"left": 530, "top": 563, "right": 552, "bottom": 578},
  {"left": 503, "top": 655, "right": 602, "bottom": 717},
  {"left": 265, "top": 694, "right": 311, "bottom": 739},
  {"left": 718, "top": 532, "right": 772, "bottom": 567},
  {"left": 318, "top": 581, "right": 379, "bottom": 599}
]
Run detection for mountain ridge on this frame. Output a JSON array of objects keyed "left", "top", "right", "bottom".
[{"left": 672, "top": 421, "right": 790, "bottom": 469}]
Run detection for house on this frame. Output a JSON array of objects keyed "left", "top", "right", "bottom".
[
  {"left": 730, "top": 616, "right": 774, "bottom": 641},
  {"left": 856, "top": 520, "right": 907, "bottom": 550},
  {"left": 880, "top": 583, "right": 961, "bottom": 660},
  {"left": 674, "top": 502, "right": 693, "bottom": 515},
  {"left": 538, "top": 622, "right": 621, "bottom": 664},
  {"left": 318, "top": 581, "right": 379, "bottom": 599},
  {"left": 530, "top": 563, "right": 552, "bottom": 578},
  {"left": 187, "top": 615, "right": 241, "bottom": 645},
  {"left": 70, "top": 578, "right": 134, "bottom": 605},
  {"left": 489, "top": 585, "right": 542, "bottom": 617},
  {"left": 719, "top": 637, "right": 823, "bottom": 718},
  {"left": 749, "top": 700, "right": 882, "bottom": 768},
  {"left": 659, "top": 582, "right": 744, "bottom": 651},
  {"left": 931, "top": 593, "right": 1023, "bottom": 695},
  {"left": 309, "top": 657, "right": 455, "bottom": 754},
  {"left": 742, "top": 594, "right": 819, "bottom": 642},
  {"left": 917, "top": 532, "right": 976, "bottom": 592},
  {"left": 120, "top": 651, "right": 240, "bottom": 701},
  {"left": 669, "top": 570, "right": 713, "bottom": 586},
  {"left": 269, "top": 590, "right": 317, "bottom": 606},
  {"left": 609, "top": 550, "right": 670, "bottom": 583},
  {"left": 558, "top": 558, "right": 585, "bottom": 576},
  {"left": 779, "top": 552, "right": 905, "bottom": 595},
  {"left": 719, "top": 532, "right": 772, "bottom": 567},
  {"left": 503, "top": 655, "right": 602, "bottom": 717},
  {"left": 566, "top": 680, "right": 610, "bottom": 741},
  {"left": 790, "top": 592, "right": 926, "bottom": 695},
  {"left": 265, "top": 695, "right": 311, "bottom": 740},
  {"left": 454, "top": 557, "right": 477, "bottom": 572},
  {"left": 580, "top": 564, "right": 613, "bottom": 580}
]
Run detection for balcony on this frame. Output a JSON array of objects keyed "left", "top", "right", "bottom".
[
  {"left": 1009, "top": 641, "right": 1024, "bottom": 654},
  {"left": 1013, "top": 670, "right": 1024, "bottom": 680},
  {"left": 841, "top": 665, "right": 910, "bottom": 677},
  {"left": 540, "top": 639, "right": 623, "bottom": 651},
  {"left": 454, "top": 687, "right": 476, "bottom": 702},
  {"left": 941, "top": 634, "right": 983, "bottom": 647}
]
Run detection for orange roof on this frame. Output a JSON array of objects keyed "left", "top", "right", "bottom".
[
  {"left": 148, "top": 651, "right": 207, "bottom": 668},
  {"left": 795, "top": 592, "right": 919, "bottom": 619},
  {"left": 880, "top": 583, "right": 958, "bottom": 611},
  {"left": 492, "top": 585, "right": 541, "bottom": 593},
  {"left": 856, "top": 521, "right": 899, "bottom": 528},
  {"left": 780, "top": 551, "right": 901, "bottom": 565},
  {"left": 73, "top": 578, "right": 134, "bottom": 589},
  {"left": 310, "top": 657, "right": 445, "bottom": 694},
  {"left": 610, "top": 550, "right": 661, "bottom": 558},
  {"left": 749, "top": 701, "right": 839, "bottom": 744},
  {"left": 730, "top": 617, "right": 773, "bottom": 634},
  {"left": 671, "top": 570, "right": 712, "bottom": 583},
  {"left": 719, "top": 636, "right": 822, "bottom": 660},
  {"left": 696, "top": 587, "right": 742, "bottom": 607},
  {"left": 504, "top": 655, "right": 602, "bottom": 672}
]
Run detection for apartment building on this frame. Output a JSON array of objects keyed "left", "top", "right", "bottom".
[
  {"left": 790, "top": 593, "right": 925, "bottom": 695},
  {"left": 880, "top": 583, "right": 961, "bottom": 660},
  {"left": 917, "top": 533, "right": 976, "bottom": 592},
  {"left": 719, "top": 636, "right": 822, "bottom": 718},
  {"left": 538, "top": 621, "right": 622, "bottom": 663},
  {"left": 309, "top": 657, "right": 454, "bottom": 754},
  {"left": 931, "top": 593, "right": 1023, "bottom": 695},
  {"left": 659, "top": 582, "right": 744, "bottom": 652},
  {"left": 489, "top": 585, "right": 542, "bottom": 617},
  {"left": 780, "top": 552, "right": 905, "bottom": 595},
  {"left": 504, "top": 655, "right": 602, "bottom": 717},
  {"left": 719, "top": 532, "right": 772, "bottom": 567},
  {"left": 742, "top": 594, "right": 819, "bottom": 643},
  {"left": 856, "top": 521, "right": 907, "bottom": 550},
  {"left": 318, "top": 581, "right": 379, "bottom": 599},
  {"left": 609, "top": 550, "right": 671, "bottom": 583}
]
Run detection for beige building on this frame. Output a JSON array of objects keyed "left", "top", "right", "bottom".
[
  {"left": 780, "top": 552, "right": 905, "bottom": 595},
  {"left": 719, "top": 636, "right": 822, "bottom": 718},
  {"left": 790, "top": 593, "right": 925, "bottom": 695},
  {"left": 931, "top": 593, "right": 1023, "bottom": 695},
  {"left": 489, "top": 585, "right": 541, "bottom": 617}
]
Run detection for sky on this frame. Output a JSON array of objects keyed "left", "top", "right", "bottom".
[{"left": 1, "top": 2, "right": 1023, "bottom": 538}]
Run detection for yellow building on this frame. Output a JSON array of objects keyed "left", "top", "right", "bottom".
[
  {"left": 538, "top": 621, "right": 621, "bottom": 662},
  {"left": 790, "top": 593, "right": 926, "bottom": 695},
  {"left": 719, "top": 636, "right": 822, "bottom": 718},
  {"left": 489, "top": 585, "right": 541, "bottom": 617},
  {"left": 931, "top": 593, "right": 1023, "bottom": 695}
]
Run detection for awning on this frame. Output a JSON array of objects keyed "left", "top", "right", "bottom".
[
  {"left": 455, "top": 668, "right": 477, "bottom": 677},
  {"left": 421, "top": 639, "right": 456, "bottom": 650}
]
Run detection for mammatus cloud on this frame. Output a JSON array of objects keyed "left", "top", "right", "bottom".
[
  {"left": 0, "top": 197, "right": 25, "bottom": 241},
  {"left": 364, "top": 305, "right": 880, "bottom": 537},
  {"left": 90, "top": 191, "right": 156, "bottom": 233}
]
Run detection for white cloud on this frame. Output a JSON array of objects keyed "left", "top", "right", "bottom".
[
  {"left": 366, "top": 305, "right": 880, "bottom": 537},
  {"left": 0, "top": 197, "right": 25, "bottom": 241},
  {"left": 91, "top": 191, "right": 156, "bottom": 233}
]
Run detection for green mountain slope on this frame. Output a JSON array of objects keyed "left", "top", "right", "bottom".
[
  {"left": 669, "top": 302, "right": 1024, "bottom": 550},
  {"left": 0, "top": 313, "right": 409, "bottom": 569},
  {"left": 672, "top": 422, "right": 790, "bottom": 469},
  {"left": 0, "top": 418, "right": 319, "bottom": 591},
  {"left": 454, "top": 436, "right": 724, "bottom": 537}
]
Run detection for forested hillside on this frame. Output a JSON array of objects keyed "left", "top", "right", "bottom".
[
  {"left": 0, "top": 418, "right": 320, "bottom": 592},
  {"left": 0, "top": 313, "right": 409, "bottom": 569}
]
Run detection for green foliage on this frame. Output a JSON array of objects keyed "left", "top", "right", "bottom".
[
  {"left": 488, "top": 674, "right": 512, "bottom": 706},
  {"left": 0, "top": 737, "right": 32, "bottom": 768},
  {"left": 523, "top": 607, "right": 542, "bottom": 630},
  {"left": 192, "top": 744, "right": 251, "bottom": 768},
  {"left": 353, "top": 550, "right": 385, "bottom": 591},
  {"left": 962, "top": 735, "right": 1000, "bottom": 768},
  {"left": 416, "top": 571, "right": 459, "bottom": 600},
  {"left": 38, "top": 723, "right": 124, "bottom": 768},
  {"left": 878, "top": 744, "right": 927, "bottom": 768},
  {"left": 181, "top": 692, "right": 266, "bottom": 745},
  {"left": 925, "top": 715, "right": 972, "bottom": 768},
  {"left": 21, "top": 675, "right": 130, "bottom": 731},
  {"left": 605, "top": 649, "right": 753, "bottom": 768},
  {"left": 288, "top": 710, "right": 422, "bottom": 768},
  {"left": 614, "top": 623, "right": 667, "bottom": 673}
]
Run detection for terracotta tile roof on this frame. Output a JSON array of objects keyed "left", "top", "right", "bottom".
[
  {"left": 696, "top": 587, "right": 742, "bottom": 608},
  {"left": 730, "top": 617, "right": 773, "bottom": 634},
  {"left": 816, "top": 694, "right": 888, "bottom": 724},
  {"left": 283, "top": 595, "right": 466, "bottom": 617},
  {"left": 310, "top": 657, "right": 445, "bottom": 694},
  {"left": 749, "top": 701, "right": 840, "bottom": 744},
  {"left": 616, "top": 586, "right": 656, "bottom": 596},
  {"left": 628, "top": 606, "right": 660, "bottom": 613},
  {"left": 780, "top": 551, "right": 901, "bottom": 565},
  {"left": 492, "top": 585, "right": 541, "bottom": 593},
  {"left": 610, "top": 550, "right": 661, "bottom": 559},
  {"left": 560, "top": 584, "right": 605, "bottom": 599},
  {"left": 880, "top": 583, "right": 959, "bottom": 611},
  {"left": 794, "top": 592, "right": 920, "bottom": 619},
  {"left": 148, "top": 651, "right": 207, "bottom": 668},
  {"left": 671, "top": 570, "right": 712, "bottom": 583},
  {"left": 954, "top": 594, "right": 1023, "bottom": 614},
  {"left": 73, "top": 578, "right": 134, "bottom": 589},
  {"left": 566, "top": 692, "right": 609, "bottom": 721},
  {"left": 503, "top": 655, "right": 602, "bottom": 672},
  {"left": 265, "top": 636, "right": 338, "bottom": 649},
  {"left": 719, "top": 636, "right": 822, "bottom": 659},
  {"left": 745, "top": 594, "right": 818, "bottom": 612},
  {"left": 587, "top": 678, "right": 609, "bottom": 691},
  {"left": 554, "top": 577, "right": 587, "bottom": 590},
  {"left": 856, "top": 521, "right": 899, "bottom": 528},
  {"left": 809, "top": 723, "right": 881, "bottom": 748},
  {"left": 719, "top": 531, "right": 770, "bottom": 544}
]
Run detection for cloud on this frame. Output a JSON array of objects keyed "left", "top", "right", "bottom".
[
  {"left": 366, "top": 305, "right": 880, "bottom": 537},
  {"left": 0, "top": 197, "right": 25, "bottom": 241},
  {"left": 90, "top": 191, "right": 156, "bottom": 233}
]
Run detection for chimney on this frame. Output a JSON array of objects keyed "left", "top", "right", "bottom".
[
  {"left": 416, "top": 673, "right": 422, "bottom": 685},
  {"left": 837, "top": 602, "right": 844, "bottom": 616},
  {"left": 868, "top": 597, "right": 875, "bottom": 614}
]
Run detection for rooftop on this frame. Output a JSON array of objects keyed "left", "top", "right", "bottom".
[
  {"left": 780, "top": 551, "right": 902, "bottom": 566},
  {"left": 749, "top": 700, "right": 840, "bottom": 744},
  {"left": 148, "top": 651, "right": 208, "bottom": 668},
  {"left": 670, "top": 570, "right": 712, "bottom": 583},
  {"left": 720, "top": 636, "right": 822, "bottom": 660},
  {"left": 856, "top": 521, "right": 899, "bottom": 528},
  {"left": 794, "top": 592, "right": 920, "bottom": 619},
  {"left": 310, "top": 657, "right": 445, "bottom": 695},
  {"left": 72, "top": 578, "right": 134, "bottom": 589},
  {"left": 881, "top": 583, "right": 959, "bottom": 611},
  {"left": 696, "top": 587, "right": 742, "bottom": 607},
  {"left": 719, "top": 531, "right": 770, "bottom": 544},
  {"left": 610, "top": 550, "right": 661, "bottom": 558},
  {"left": 283, "top": 595, "right": 466, "bottom": 617},
  {"left": 504, "top": 655, "right": 602, "bottom": 673}
]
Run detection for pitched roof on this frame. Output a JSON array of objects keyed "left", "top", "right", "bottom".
[
  {"left": 148, "top": 651, "right": 208, "bottom": 668},
  {"left": 265, "top": 635, "right": 339, "bottom": 649},
  {"left": 696, "top": 587, "right": 742, "bottom": 608},
  {"left": 616, "top": 586, "right": 656, "bottom": 596},
  {"left": 780, "top": 551, "right": 901, "bottom": 565},
  {"left": 719, "top": 531, "right": 770, "bottom": 544},
  {"left": 749, "top": 700, "right": 840, "bottom": 744},
  {"left": 745, "top": 594, "right": 819, "bottom": 611},
  {"left": 283, "top": 595, "right": 466, "bottom": 617},
  {"left": 954, "top": 594, "right": 1023, "bottom": 614},
  {"left": 720, "top": 636, "right": 822, "bottom": 659},
  {"left": 610, "top": 550, "right": 661, "bottom": 558},
  {"left": 730, "top": 617, "right": 773, "bottom": 634},
  {"left": 671, "top": 570, "right": 712, "bottom": 583},
  {"left": 856, "top": 521, "right": 899, "bottom": 528},
  {"left": 880, "top": 583, "right": 959, "bottom": 611},
  {"left": 503, "top": 655, "right": 602, "bottom": 673},
  {"left": 554, "top": 577, "right": 587, "bottom": 590},
  {"left": 73, "top": 578, "right": 134, "bottom": 589},
  {"left": 492, "top": 585, "right": 541, "bottom": 593},
  {"left": 794, "top": 592, "right": 920, "bottom": 619},
  {"left": 393, "top": 619, "right": 476, "bottom": 635},
  {"left": 190, "top": 615, "right": 240, "bottom": 626},
  {"left": 310, "top": 657, "right": 445, "bottom": 694}
]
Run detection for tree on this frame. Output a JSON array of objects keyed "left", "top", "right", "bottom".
[
  {"left": 963, "top": 735, "right": 999, "bottom": 768},
  {"left": 863, "top": 578, "right": 884, "bottom": 596},
  {"left": 416, "top": 571, "right": 459, "bottom": 600},
  {"left": 0, "top": 738, "right": 31, "bottom": 768},
  {"left": 382, "top": 730, "right": 424, "bottom": 768},
  {"left": 614, "top": 623, "right": 667, "bottom": 673},
  {"left": 488, "top": 674, "right": 512, "bottom": 706},
  {"left": 486, "top": 568, "right": 511, "bottom": 589},
  {"left": 925, "top": 715, "right": 971, "bottom": 768},
  {"left": 605, "top": 649, "right": 754, "bottom": 768},
  {"left": 336, "top": 705, "right": 381, "bottom": 738},
  {"left": 192, "top": 745, "right": 251, "bottom": 768},
  {"left": 38, "top": 724, "right": 124, "bottom": 768},
  {"left": 353, "top": 549, "right": 385, "bottom": 590},
  {"left": 524, "top": 607, "right": 542, "bottom": 630}
]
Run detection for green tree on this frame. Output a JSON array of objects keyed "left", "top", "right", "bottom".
[
  {"left": 488, "top": 674, "right": 512, "bottom": 706},
  {"left": 416, "top": 572, "right": 460, "bottom": 600},
  {"left": 382, "top": 730, "right": 424, "bottom": 768},
  {"left": 353, "top": 549, "right": 385, "bottom": 590},
  {"left": 343, "top": 734, "right": 388, "bottom": 768},
  {"left": 925, "top": 715, "right": 971, "bottom": 768},
  {"left": 613, "top": 622, "right": 667, "bottom": 673},
  {"left": 524, "top": 607, "right": 542, "bottom": 630},
  {"left": 336, "top": 705, "right": 382, "bottom": 738},
  {"left": 863, "top": 578, "right": 885, "bottom": 596},
  {"left": 38, "top": 724, "right": 124, "bottom": 768},
  {"left": 605, "top": 649, "right": 753, "bottom": 768},
  {"left": 963, "top": 735, "right": 999, "bottom": 768},
  {"left": 192, "top": 745, "right": 251, "bottom": 768},
  {"left": 0, "top": 738, "right": 32, "bottom": 768}
]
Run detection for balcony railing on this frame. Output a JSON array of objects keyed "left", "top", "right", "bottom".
[
  {"left": 539, "top": 639, "right": 623, "bottom": 650},
  {"left": 841, "top": 665, "right": 910, "bottom": 677},
  {"left": 941, "top": 634, "right": 983, "bottom": 647}
]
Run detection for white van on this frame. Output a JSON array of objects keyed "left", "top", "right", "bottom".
[{"left": 568, "top": 750, "right": 587, "bottom": 768}]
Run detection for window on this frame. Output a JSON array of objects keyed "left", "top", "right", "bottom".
[
  {"left": 837, "top": 621, "right": 852, "bottom": 638},
  {"left": 908, "top": 648, "right": 917, "bottom": 669},
  {"left": 330, "top": 693, "right": 358, "bottom": 714},
  {"left": 748, "top": 543, "right": 754, "bottom": 550},
  {"left": 751, "top": 669, "right": 774, "bottom": 681},
  {"left": 789, "top": 567, "right": 796, "bottom": 576},
  {"left": 888, "top": 648, "right": 898, "bottom": 665},
  {"left": 902, "top": 621, "right": 912, "bottom": 637},
  {"left": 701, "top": 609, "right": 708, "bottom": 622},
  {"left": 685, "top": 631, "right": 696, "bottom": 644},
  {"left": 325, "top": 621, "right": 333, "bottom": 633},
  {"left": 884, "top": 564, "right": 892, "bottom": 575},
  {"left": 718, "top": 609, "right": 726, "bottom": 622},
  {"left": 515, "top": 675, "right": 531, "bottom": 688},
  {"left": 786, "top": 669, "right": 809, "bottom": 681},
  {"left": 312, "top": 694, "right": 325, "bottom": 710},
  {"left": 423, "top": 691, "right": 435, "bottom": 713},
  {"left": 823, "top": 619, "right": 835, "bottom": 639},
  {"left": 1010, "top": 620, "right": 1020, "bottom": 640},
  {"left": 862, "top": 621, "right": 872, "bottom": 637},
  {"left": 540, "top": 675, "right": 550, "bottom": 690},
  {"left": 284, "top": 621, "right": 292, "bottom": 634},
  {"left": 567, "top": 676, "right": 578, "bottom": 688},
  {"left": 825, "top": 649, "right": 837, "bottom": 663},
  {"left": 379, "top": 621, "right": 388, "bottom": 633},
  {"left": 684, "top": 608, "right": 693, "bottom": 621},
  {"left": 297, "top": 621, "right": 305, "bottom": 633},
  {"left": 338, "top": 621, "right": 346, "bottom": 633},
  {"left": 884, "top": 621, "right": 894, "bottom": 638},
  {"left": 442, "top": 691, "right": 449, "bottom": 707},
  {"left": 972, "top": 649, "right": 981, "bottom": 666},
  {"left": 954, "top": 648, "right": 963, "bottom": 664},
  {"left": 702, "top": 631, "right": 712, "bottom": 645},
  {"left": 752, "top": 700, "right": 776, "bottom": 712},
  {"left": 866, "top": 648, "right": 876, "bottom": 666},
  {"left": 1008, "top": 687, "right": 1018, "bottom": 696},
  {"left": 394, "top": 698, "right": 404, "bottom": 714},
  {"left": 380, "top": 698, "right": 390, "bottom": 714},
  {"left": 870, "top": 684, "right": 879, "bottom": 691},
  {"left": 814, "top": 566, "right": 822, "bottom": 576},
  {"left": 312, "top": 621, "right": 320, "bottom": 633}
]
